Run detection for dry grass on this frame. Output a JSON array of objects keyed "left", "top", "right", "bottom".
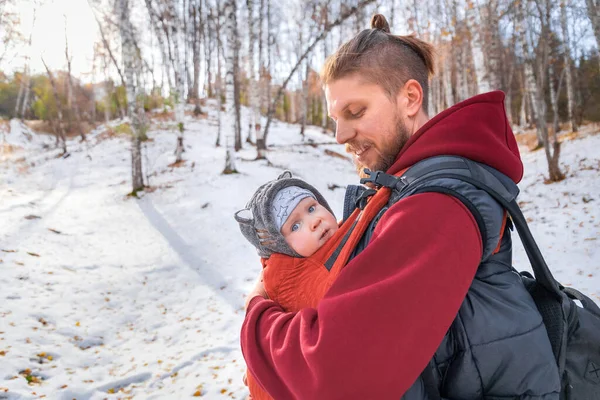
[
  {"left": 515, "top": 122, "right": 600, "bottom": 152},
  {"left": 25, "top": 120, "right": 98, "bottom": 138}
]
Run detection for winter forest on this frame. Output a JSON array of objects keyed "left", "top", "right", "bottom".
[
  {"left": 1, "top": 0, "right": 600, "bottom": 184},
  {"left": 1, "top": 0, "right": 599, "bottom": 398}
]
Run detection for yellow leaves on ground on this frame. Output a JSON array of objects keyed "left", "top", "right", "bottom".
[
  {"left": 36, "top": 352, "right": 53, "bottom": 361},
  {"left": 75, "top": 321, "right": 80, "bottom": 327}
]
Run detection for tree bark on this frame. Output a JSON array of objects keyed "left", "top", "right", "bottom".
[
  {"left": 246, "top": 0, "right": 257, "bottom": 144},
  {"left": 65, "top": 21, "right": 86, "bottom": 141},
  {"left": 118, "top": 0, "right": 145, "bottom": 193},
  {"left": 41, "top": 58, "right": 68, "bottom": 154},
  {"left": 466, "top": 2, "right": 490, "bottom": 93},
  {"left": 255, "top": 0, "right": 268, "bottom": 159},
  {"left": 300, "top": 60, "right": 309, "bottom": 139},
  {"left": 586, "top": 0, "right": 600, "bottom": 70},
  {"left": 561, "top": 1, "right": 577, "bottom": 132},
  {"left": 223, "top": 0, "right": 242, "bottom": 151},
  {"left": 518, "top": 0, "right": 543, "bottom": 148},
  {"left": 214, "top": 7, "right": 222, "bottom": 147}
]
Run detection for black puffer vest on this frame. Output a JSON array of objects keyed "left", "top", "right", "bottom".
[{"left": 345, "top": 156, "right": 561, "bottom": 399}]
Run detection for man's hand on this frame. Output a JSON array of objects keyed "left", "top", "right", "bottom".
[{"left": 245, "top": 270, "right": 268, "bottom": 310}]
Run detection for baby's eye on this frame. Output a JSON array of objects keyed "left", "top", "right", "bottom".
[
  {"left": 291, "top": 223, "right": 300, "bottom": 232},
  {"left": 308, "top": 205, "right": 316, "bottom": 213}
]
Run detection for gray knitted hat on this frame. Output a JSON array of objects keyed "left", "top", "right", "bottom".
[{"left": 234, "top": 171, "right": 335, "bottom": 258}]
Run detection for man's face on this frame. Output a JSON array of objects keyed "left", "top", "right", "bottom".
[
  {"left": 325, "top": 76, "right": 411, "bottom": 174},
  {"left": 280, "top": 197, "right": 339, "bottom": 257}
]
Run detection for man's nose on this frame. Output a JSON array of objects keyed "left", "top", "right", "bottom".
[{"left": 335, "top": 121, "right": 354, "bottom": 144}]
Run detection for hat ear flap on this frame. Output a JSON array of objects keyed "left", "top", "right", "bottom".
[
  {"left": 234, "top": 208, "right": 254, "bottom": 225},
  {"left": 277, "top": 170, "right": 292, "bottom": 180}
]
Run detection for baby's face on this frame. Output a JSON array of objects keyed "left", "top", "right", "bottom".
[{"left": 280, "top": 197, "right": 339, "bottom": 257}]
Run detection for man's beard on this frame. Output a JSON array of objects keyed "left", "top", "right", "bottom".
[{"left": 346, "top": 117, "right": 411, "bottom": 178}]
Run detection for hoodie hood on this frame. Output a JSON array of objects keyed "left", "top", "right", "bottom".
[{"left": 388, "top": 91, "right": 523, "bottom": 183}]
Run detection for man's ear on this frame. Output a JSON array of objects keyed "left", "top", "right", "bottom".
[{"left": 397, "top": 79, "right": 423, "bottom": 119}]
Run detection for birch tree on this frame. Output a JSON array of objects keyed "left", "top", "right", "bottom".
[
  {"left": 223, "top": 0, "right": 239, "bottom": 173},
  {"left": 118, "top": 0, "right": 145, "bottom": 193},
  {"left": 466, "top": 1, "right": 490, "bottom": 93},
  {"left": 246, "top": 0, "right": 259, "bottom": 144},
  {"left": 41, "top": 58, "right": 67, "bottom": 155},
  {"left": 64, "top": 17, "right": 86, "bottom": 141},
  {"left": 586, "top": 0, "right": 600, "bottom": 70},
  {"left": 163, "top": 0, "right": 187, "bottom": 163},
  {"left": 518, "top": 0, "right": 543, "bottom": 148},
  {"left": 560, "top": 1, "right": 577, "bottom": 132}
]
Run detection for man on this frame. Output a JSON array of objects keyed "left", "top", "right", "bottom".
[{"left": 241, "top": 14, "right": 560, "bottom": 399}]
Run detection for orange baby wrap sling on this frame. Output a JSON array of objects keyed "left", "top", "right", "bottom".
[{"left": 246, "top": 180, "right": 397, "bottom": 400}]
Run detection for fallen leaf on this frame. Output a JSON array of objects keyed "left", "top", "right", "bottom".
[
  {"left": 220, "top": 389, "right": 227, "bottom": 394},
  {"left": 15, "top": 261, "right": 24, "bottom": 266},
  {"left": 60, "top": 385, "right": 68, "bottom": 389},
  {"left": 193, "top": 390, "right": 202, "bottom": 396},
  {"left": 27, "top": 252, "right": 40, "bottom": 257},
  {"left": 24, "top": 215, "right": 41, "bottom": 220},
  {"left": 1, "top": 249, "right": 17, "bottom": 253},
  {"left": 0, "top": 351, "right": 6, "bottom": 356},
  {"left": 75, "top": 322, "right": 80, "bottom": 327},
  {"left": 48, "top": 228, "right": 62, "bottom": 234},
  {"left": 107, "top": 388, "right": 115, "bottom": 394}
]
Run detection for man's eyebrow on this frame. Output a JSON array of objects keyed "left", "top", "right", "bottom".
[{"left": 329, "top": 103, "right": 351, "bottom": 120}]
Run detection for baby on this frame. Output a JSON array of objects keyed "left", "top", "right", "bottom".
[
  {"left": 235, "top": 171, "right": 339, "bottom": 260},
  {"left": 235, "top": 171, "right": 343, "bottom": 400}
]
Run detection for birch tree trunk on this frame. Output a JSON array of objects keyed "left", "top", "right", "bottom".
[
  {"left": 535, "top": 0, "right": 564, "bottom": 181},
  {"left": 118, "top": 0, "right": 145, "bottom": 193},
  {"left": 300, "top": 60, "right": 309, "bottom": 139},
  {"left": 549, "top": 64, "right": 562, "bottom": 135},
  {"left": 585, "top": 0, "right": 600, "bottom": 70},
  {"left": 65, "top": 23, "right": 86, "bottom": 141},
  {"left": 165, "top": 0, "right": 187, "bottom": 163},
  {"left": 16, "top": 7, "right": 36, "bottom": 120},
  {"left": 456, "top": 35, "right": 470, "bottom": 101},
  {"left": 518, "top": 0, "right": 543, "bottom": 148},
  {"left": 466, "top": 1, "right": 491, "bottom": 93},
  {"left": 145, "top": 0, "right": 173, "bottom": 90},
  {"left": 214, "top": 7, "right": 222, "bottom": 147},
  {"left": 483, "top": 0, "right": 501, "bottom": 91},
  {"left": 561, "top": 2, "right": 577, "bottom": 132},
  {"left": 255, "top": 0, "right": 268, "bottom": 159},
  {"left": 191, "top": 0, "right": 202, "bottom": 115},
  {"left": 204, "top": 0, "right": 213, "bottom": 98},
  {"left": 443, "top": 46, "right": 454, "bottom": 108},
  {"left": 246, "top": 0, "right": 257, "bottom": 144},
  {"left": 223, "top": 0, "right": 239, "bottom": 172},
  {"left": 222, "top": 0, "right": 242, "bottom": 151},
  {"left": 15, "top": 71, "right": 24, "bottom": 117},
  {"left": 41, "top": 58, "right": 67, "bottom": 155}
]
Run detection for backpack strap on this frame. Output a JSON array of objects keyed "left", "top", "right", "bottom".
[{"left": 398, "top": 156, "right": 562, "bottom": 299}]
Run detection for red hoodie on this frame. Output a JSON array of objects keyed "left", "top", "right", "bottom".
[{"left": 241, "top": 91, "right": 523, "bottom": 399}]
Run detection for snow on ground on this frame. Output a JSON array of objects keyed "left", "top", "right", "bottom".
[{"left": 0, "top": 104, "right": 598, "bottom": 399}]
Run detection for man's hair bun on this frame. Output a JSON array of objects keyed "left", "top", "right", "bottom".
[{"left": 370, "top": 14, "right": 390, "bottom": 33}]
